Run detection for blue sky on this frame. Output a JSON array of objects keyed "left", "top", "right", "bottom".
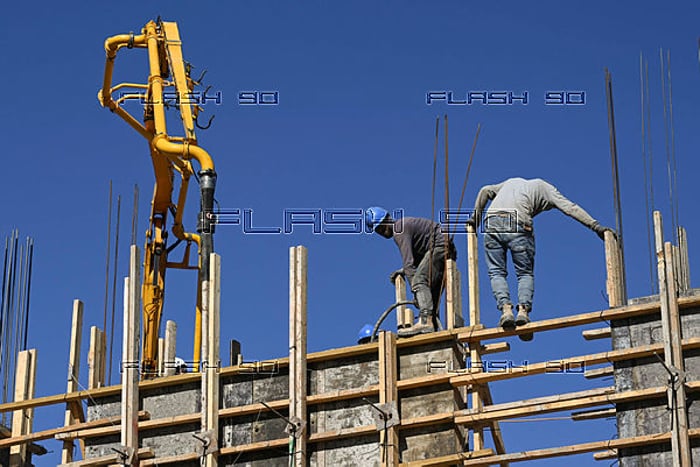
[{"left": 2, "top": 2, "right": 699, "bottom": 465}]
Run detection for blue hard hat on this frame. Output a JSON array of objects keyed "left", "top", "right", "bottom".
[
  {"left": 357, "top": 324, "right": 373, "bottom": 344},
  {"left": 365, "top": 206, "right": 389, "bottom": 231}
]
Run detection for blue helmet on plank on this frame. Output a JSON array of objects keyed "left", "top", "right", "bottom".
[
  {"left": 365, "top": 206, "right": 389, "bottom": 232},
  {"left": 357, "top": 324, "right": 373, "bottom": 344}
]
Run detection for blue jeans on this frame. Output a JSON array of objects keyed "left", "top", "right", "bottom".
[{"left": 483, "top": 216, "right": 535, "bottom": 311}]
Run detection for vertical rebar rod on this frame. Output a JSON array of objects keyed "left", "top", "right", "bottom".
[
  {"left": 103, "top": 181, "right": 113, "bottom": 339},
  {"left": 108, "top": 196, "right": 122, "bottom": 384},
  {"left": 22, "top": 238, "right": 33, "bottom": 351}
]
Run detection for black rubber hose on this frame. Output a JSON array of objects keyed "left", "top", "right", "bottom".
[
  {"left": 371, "top": 300, "right": 416, "bottom": 343},
  {"left": 198, "top": 170, "right": 217, "bottom": 281}
]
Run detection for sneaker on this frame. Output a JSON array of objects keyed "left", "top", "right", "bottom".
[
  {"left": 515, "top": 305, "right": 533, "bottom": 341},
  {"left": 498, "top": 304, "right": 515, "bottom": 330}
]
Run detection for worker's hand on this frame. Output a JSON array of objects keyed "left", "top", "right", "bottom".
[
  {"left": 389, "top": 268, "right": 405, "bottom": 284},
  {"left": 465, "top": 217, "right": 477, "bottom": 231},
  {"left": 593, "top": 223, "right": 615, "bottom": 241}
]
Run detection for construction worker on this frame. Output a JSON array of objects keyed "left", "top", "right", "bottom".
[
  {"left": 467, "top": 178, "right": 612, "bottom": 341},
  {"left": 366, "top": 207, "right": 456, "bottom": 337}
]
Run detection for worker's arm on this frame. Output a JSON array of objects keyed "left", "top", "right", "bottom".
[
  {"left": 545, "top": 184, "right": 600, "bottom": 229},
  {"left": 471, "top": 183, "right": 502, "bottom": 226},
  {"left": 393, "top": 233, "right": 417, "bottom": 287}
]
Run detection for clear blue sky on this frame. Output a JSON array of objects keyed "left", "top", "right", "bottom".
[{"left": 2, "top": 2, "right": 699, "bottom": 465}]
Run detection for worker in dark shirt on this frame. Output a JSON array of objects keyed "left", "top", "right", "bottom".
[
  {"left": 366, "top": 207, "right": 456, "bottom": 337},
  {"left": 467, "top": 178, "right": 612, "bottom": 340}
]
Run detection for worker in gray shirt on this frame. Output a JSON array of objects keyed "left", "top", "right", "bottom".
[
  {"left": 366, "top": 207, "right": 456, "bottom": 337},
  {"left": 467, "top": 178, "right": 612, "bottom": 340}
]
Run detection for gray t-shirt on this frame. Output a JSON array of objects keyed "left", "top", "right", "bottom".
[
  {"left": 392, "top": 217, "right": 445, "bottom": 284},
  {"left": 472, "top": 178, "right": 598, "bottom": 229}
]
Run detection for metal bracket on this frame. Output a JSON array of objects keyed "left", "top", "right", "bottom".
[
  {"left": 111, "top": 445, "right": 135, "bottom": 465},
  {"left": 362, "top": 398, "right": 400, "bottom": 431},
  {"left": 284, "top": 416, "right": 307, "bottom": 438},
  {"left": 653, "top": 352, "right": 687, "bottom": 398},
  {"left": 193, "top": 429, "right": 218, "bottom": 456},
  {"left": 260, "top": 401, "right": 307, "bottom": 438}
]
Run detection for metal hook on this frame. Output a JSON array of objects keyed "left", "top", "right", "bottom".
[
  {"left": 194, "top": 69, "right": 208, "bottom": 85},
  {"left": 195, "top": 114, "right": 215, "bottom": 130}
]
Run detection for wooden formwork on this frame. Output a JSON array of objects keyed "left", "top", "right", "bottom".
[{"left": 0, "top": 213, "right": 697, "bottom": 466}]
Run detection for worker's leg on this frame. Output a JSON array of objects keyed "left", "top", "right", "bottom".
[
  {"left": 510, "top": 232, "right": 535, "bottom": 310},
  {"left": 484, "top": 233, "right": 510, "bottom": 310},
  {"left": 399, "top": 245, "right": 445, "bottom": 336}
]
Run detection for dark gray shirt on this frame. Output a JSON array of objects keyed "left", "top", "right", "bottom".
[
  {"left": 393, "top": 217, "right": 445, "bottom": 284},
  {"left": 472, "top": 177, "right": 599, "bottom": 229}
]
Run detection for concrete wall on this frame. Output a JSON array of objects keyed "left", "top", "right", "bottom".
[
  {"left": 612, "top": 290, "right": 700, "bottom": 466},
  {"left": 85, "top": 336, "right": 469, "bottom": 466}
]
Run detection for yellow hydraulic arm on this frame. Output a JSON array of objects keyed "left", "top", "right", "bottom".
[{"left": 99, "top": 20, "right": 217, "bottom": 377}]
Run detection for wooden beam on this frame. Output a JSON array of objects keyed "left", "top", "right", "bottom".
[
  {"left": 379, "top": 331, "right": 399, "bottom": 466},
  {"left": 0, "top": 412, "right": 149, "bottom": 448},
  {"left": 400, "top": 448, "right": 494, "bottom": 467},
  {"left": 465, "top": 224, "right": 484, "bottom": 451},
  {"left": 480, "top": 342, "right": 510, "bottom": 355},
  {"left": 677, "top": 226, "right": 691, "bottom": 291},
  {"left": 664, "top": 241, "right": 692, "bottom": 467},
  {"left": 394, "top": 274, "right": 412, "bottom": 329},
  {"left": 479, "top": 384, "right": 507, "bottom": 461},
  {"left": 9, "top": 349, "right": 37, "bottom": 467},
  {"left": 157, "top": 338, "right": 164, "bottom": 377},
  {"left": 57, "top": 447, "right": 155, "bottom": 467},
  {"left": 584, "top": 366, "right": 614, "bottom": 379},
  {"left": 163, "top": 320, "right": 177, "bottom": 377},
  {"left": 593, "top": 449, "right": 617, "bottom": 460},
  {"left": 582, "top": 327, "right": 611, "bottom": 340},
  {"left": 205, "top": 253, "right": 221, "bottom": 466},
  {"left": 461, "top": 428, "right": 700, "bottom": 466},
  {"left": 62, "top": 299, "right": 84, "bottom": 463},
  {"left": 571, "top": 408, "right": 616, "bottom": 421},
  {"left": 451, "top": 337, "right": 700, "bottom": 387},
  {"left": 140, "top": 452, "right": 200, "bottom": 465},
  {"left": 446, "top": 259, "right": 464, "bottom": 329},
  {"left": 122, "top": 245, "right": 141, "bottom": 465},
  {"left": 455, "top": 294, "right": 700, "bottom": 344},
  {"left": 88, "top": 326, "right": 103, "bottom": 390},
  {"left": 289, "top": 246, "right": 308, "bottom": 467},
  {"left": 604, "top": 230, "right": 626, "bottom": 307}
]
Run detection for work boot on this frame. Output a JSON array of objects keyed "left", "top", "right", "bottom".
[
  {"left": 515, "top": 304, "right": 533, "bottom": 341},
  {"left": 398, "top": 311, "right": 434, "bottom": 337},
  {"left": 498, "top": 303, "right": 515, "bottom": 330}
]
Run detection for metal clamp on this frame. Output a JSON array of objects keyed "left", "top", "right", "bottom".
[
  {"left": 193, "top": 429, "right": 218, "bottom": 456},
  {"left": 111, "top": 445, "right": 135, "bottom": 465},
  {"left": 362, "top": 398, "right": 400, "bottom": 431}
]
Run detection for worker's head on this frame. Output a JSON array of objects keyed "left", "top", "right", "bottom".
[
  {"left": 365, "top": 206, "right": 393, "bottom": 238},
  {"left": 357, "top": 324, "right": 374, "bottom": 345}
]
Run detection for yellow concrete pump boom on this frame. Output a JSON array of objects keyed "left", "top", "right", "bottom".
[{"left": 98, "top": 19, "right": 217, "bottom": 377}]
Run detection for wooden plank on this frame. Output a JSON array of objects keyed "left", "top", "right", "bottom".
[
  {"left": 62, "top": 299, "right": 84, "bottom": 463},
  {"left": 664, "top": 241, "right": 692, "bottom": 467},
  {"left": 157, "top": 338, "right": 164, "bottom": 377},
  {"left": 479, "top": 386, "right": 614, "bottom": 414},
  {"left": 400, "top": 448, "right": 494, "bottom": 467},
  {"left": 288, "top": 246, "right": 308, "bottom": 466},
  {"left": 206, "top": 253, "right": 221, "bottom": 466},
  {"left": 571, "top": 408, "right": 616, "bottom": 421},
  {"left": 457, "top": 385, "right": 671, "bottom": 426},
  {"left": 307, "top": 424, "right": 377, "bottom": 443},
  {"left": 446, "top": 259, "right": 461, "bottom": 329},
  {"left": 163, "top": 320, "right": 177, "bottom": 376},
  {"left": 480, "top": 342, "right": 510, "bottom": 355},
  {"left": 451, "top": 337, "right": 700, "bottom": 387},
  {"left": 582, "top": 327, "right": 611, "bottom": 340},
  {"left": 88, "top": 327, "right": 101, "bottom": 389},
  {"left": 379, "top": 331, "right": 399, "bottom": 466},
  {"left": 456, "top": 294, "right": 700, "bottom": 344},
  {"left": 465, "top": 224, "right": 484, "bottom": 452},
  {"left": 9, "top": 349, "right": 37, "bottom": 467},
  {"left": 461, "top": 428, "right": 700, "bottom": 466},
  {"left": 122, "top": 244, "right": 141, "bottom": 464},
  {"left": 394, "top": 274, "right": 411, "bottom": 328},
  {"left": 218, "top": 437, "right": 289, "bottom": 455},
  {"left": 654, "top": 212, "right": 676, "bottom": 416},
  {"left": 1, "top": 412, "right": 148, "bottom": 448},
  {"left": 584, "top": 366, "right": 614, "bottom": 379},
  {"left": 58, "top": 447, "right": 154, "bottom": 467},
  {"left": 593, "top": 449, "right": 617, "bottom": 460},
  {"left": 140, "top": 451, "right": 200, "bottom": 465},
  {"left": 678, "top": 226, "right": 691, "bottom": 291},
  {"left": 479, "top": 384, "right": 507, "bottom": 461},
  {"left": 604, "top": 230, "right": 624, "bottom": 307}
]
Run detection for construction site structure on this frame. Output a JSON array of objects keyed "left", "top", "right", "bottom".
[{"left": 0, "top": 212, "right": 697, "bottom": 466}]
